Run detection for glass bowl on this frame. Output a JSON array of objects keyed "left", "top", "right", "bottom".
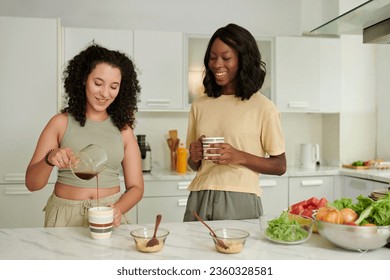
[
  {"left": 130, "top": 227, "right": 169, "bottom": 253},
  {"left": 209, "top": 228, "right": 249, "bottom": 254},
  {"left": 259, "top": 213, "right": 313, "bottom": 245}
]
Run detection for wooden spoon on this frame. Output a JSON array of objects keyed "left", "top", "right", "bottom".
[
  {"left": 146, "top": 214, "right": 162, "bottom": 247},
  {"left": 193, "top": 211, "right": 229, "bottom": 250}
]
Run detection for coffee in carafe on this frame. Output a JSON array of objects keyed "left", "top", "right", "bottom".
[
  {"left": 70, "top": 144, "right": 108, "bottom": 180},
  {"left": 69, "top": 144, "right": 108, "bottom": 208}
]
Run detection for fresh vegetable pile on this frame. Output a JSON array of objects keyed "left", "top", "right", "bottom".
[
  {"left": 265, "top": 211, "right": 310, "bottom": 242},
  {"left": 326, "top": 193, "right": 390, "bottom": 226},
  {"left": 288, "top": 193, "right": 390, "bottom": 228}
]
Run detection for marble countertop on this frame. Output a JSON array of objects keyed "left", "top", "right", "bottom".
[
  {"left": 142, "top": 166, "right": 341, "bottom": 181},
  {"left": 340, "top": 168, "right": 390, "bottom": 183},
  {"left": 140, "top": 166, "right": 390, "bottom": 184},
  {"left": 1, "top": 219, "right": 389, "bottom": 260}
]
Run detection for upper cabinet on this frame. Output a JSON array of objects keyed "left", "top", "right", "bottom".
[
  {"left": 0, "top": 16, "right": 59, "bottom": 184},
  {"left": 134, "top": 31, "right": 183, "bottom": 111},
  {"left": 63, "top": 27, "right": 134, "bottom": 66},
  {"left": 184, "top": 34, "right": 274, "bottom": 110},
  {"left": 184, "top": 34, "right": 210, "bottom": 109},
  {"left": 275, "top": 36, "right": 340, "bottom": 113}
]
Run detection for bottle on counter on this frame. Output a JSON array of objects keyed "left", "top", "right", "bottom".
[{"left": 176, "top": 143, "right": 187, "bottom": 174}]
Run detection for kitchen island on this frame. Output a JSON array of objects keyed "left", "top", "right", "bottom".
[{"left": 0, "top": 219, "right": 389, "bottom": 260}]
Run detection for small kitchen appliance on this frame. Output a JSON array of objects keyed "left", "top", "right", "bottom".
[
  {"left": 137, "top": 134, "right": 152, "bottom": 172},
  {"left": 300, "top": 143, "right": 320, "bottom": 169}
]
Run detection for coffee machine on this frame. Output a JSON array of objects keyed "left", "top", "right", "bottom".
[{"left": 137, "top": 135, "right": 152, "bottom": 172}]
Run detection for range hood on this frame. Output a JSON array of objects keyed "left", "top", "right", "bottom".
[{"left": 310, "top": 0, "right": 390, "bottom": 44}]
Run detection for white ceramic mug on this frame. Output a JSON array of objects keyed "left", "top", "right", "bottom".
[
  {"left": 202, "top": 137, "right": 224, "bottom": 158},
  {"left": 88, "top": 206, "right": 114, "bottom": 239}
]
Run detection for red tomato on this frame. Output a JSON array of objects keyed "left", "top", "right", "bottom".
[
  {"left": 318, "top": 197, "right": 328, "bottom": 208},
  {"left": 301, "top": 209, "right": 314, "bottom": 218},
  {"left": 306, "top": 205, "right": 316, "bottom": 211},
  {"left": 290, "top": 204, "right": 304, "bottom": 215},
  {"left": 306, "top": 197, "right": 320, "bottom": 208}
]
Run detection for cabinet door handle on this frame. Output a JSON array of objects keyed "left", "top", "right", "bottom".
[
  {"left": 288, "top": 101, "right": 309, "bottom": 108},
  {"left": 301, "top": 180, "right": 324, "bottom": 186},
  {"left": 4, "top": 186, "right": 32, "bottom": 195},
  {"left": 177, "top": 182, "right": 190, "bottom": 190},
  {"left": 3, "top": 173, "right": 25, "bottom": 183},
  {"left": 146, "top": 99, "right": 171, "bottom": 107},
  {"left": 177, "top": 199, "right": 187, "bottom": 207},
  {"left": 260, "top": 180, "right": 277, "bottom": 187}
]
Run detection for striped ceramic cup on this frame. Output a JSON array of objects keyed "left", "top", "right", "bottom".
[
  {"left": 202, "top": 137, "right": 224, "bottom": 158},
  {"left": 88, "top": 206, "right": 114, "bottom": 239}
]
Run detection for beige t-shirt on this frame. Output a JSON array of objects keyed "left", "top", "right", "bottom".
[{"left": 186, "top": 93, "right": 285, "bottom": 196}]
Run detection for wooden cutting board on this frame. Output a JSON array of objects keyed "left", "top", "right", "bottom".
[{"left": 342, "top": 164, "right": 370, "bottom": 169}]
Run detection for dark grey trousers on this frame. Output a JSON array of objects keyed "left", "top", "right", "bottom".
[{"left": 183, "top": 190, "right": 263, "bottom": 222}]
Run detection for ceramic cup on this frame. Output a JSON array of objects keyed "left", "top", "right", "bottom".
[
  {"left": 88, "top": 206, "right": 114, "bottom": 240},
  {"left": 202, "top": 137, "right": 224, "bottom": 158}
]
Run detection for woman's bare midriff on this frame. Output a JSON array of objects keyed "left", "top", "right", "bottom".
[{"left": 54, "top": 182, "right": 120, "bottom": 200}]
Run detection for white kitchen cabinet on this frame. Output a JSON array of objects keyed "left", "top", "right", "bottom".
[
  {"left": 289, "top": 176, "right": 335, "bottom": 205},
  {"left": 134, "top": 31, "right": 183, "bottom": 111},
  {"left": 341, "top": 176, "right": 388, "bottom": 202},
  {"left": 319, "top": 38, "right": 340, "bottom": 113},
  {"left": 275, "top": 36, "right": 340, "bottom": 113},
  {"left": 137, "top": 180, "right": 190, "bottom": 223},
  {"left": 184, "top": 34, "right": 209, "bottom": 109},
  {"left": 0, "top": 17, "right": 58, "bottom": 186},
  {"left": 374, "top": 181, "right": 389, "bottom": 191},
  {"left": 0, "top": 184, "right": 54, "bottom": 228},
  {"left": 260, "top": 176, "right": 288, "bottom": 215},
  {"left": 63, "top": 27, "right": 134, "bottom": 69}
]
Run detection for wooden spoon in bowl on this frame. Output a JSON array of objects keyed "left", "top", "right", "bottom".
[
  {"left": 193, "top": 211, "right": 229, "bottom": 250},
  {"left": 146, "top": 214, "right": 162, "bottom": 247}
]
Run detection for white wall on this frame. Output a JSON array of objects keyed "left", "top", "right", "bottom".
[
  {"left": 376, "top": 45, "right": 390, "bottom": 160},
  {"left": 339, "top": 35, "right": 377, "bottom": 164}
]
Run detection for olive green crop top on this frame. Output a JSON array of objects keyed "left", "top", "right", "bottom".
[{"left": 57, "top": 114, "right": 124, "bottom": 188}]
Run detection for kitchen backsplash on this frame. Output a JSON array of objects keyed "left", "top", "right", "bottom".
[{"left": 134, "top": 111, "right": 340, "bottom": 170}]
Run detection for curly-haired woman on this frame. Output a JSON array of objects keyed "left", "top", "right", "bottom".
[
  {"left": 184, "top": 24, "right": 286, "bottom": 221},
  {"left": 26, "top": 43, "right": 144, "bottom": 227}
]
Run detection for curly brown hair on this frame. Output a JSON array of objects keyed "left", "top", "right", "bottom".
[
  {"left": 203, "top": 23, "right": 266, "bottom": 100},
  {"left": 61, "top": 43, "right": 141, "bottom": 130}
]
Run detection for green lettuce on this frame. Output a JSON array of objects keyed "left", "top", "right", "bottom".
[
  {"left": 328, "top": 197, "right": 354, "bottom": 210},
  {"left": 265, "top": 211, "right": 309, "bottom": 242},
  {"left": 354, "top": 193, "right": 390, "bottom": 226},
  {"left": 351, "top": 195, "right": 375, "bottom": 216}
]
